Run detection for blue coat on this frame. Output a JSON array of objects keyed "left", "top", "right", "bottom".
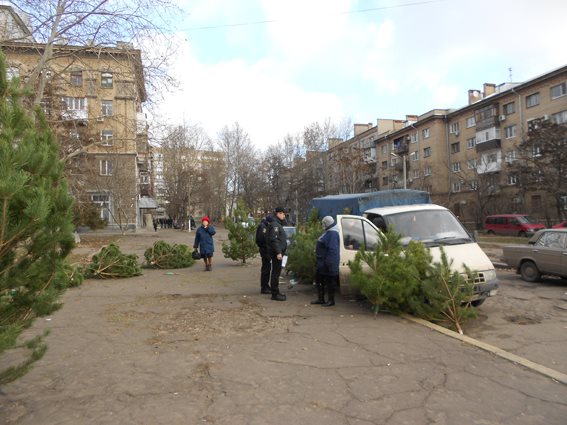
[
  {"left": 315, "top": 225, "right": 340, "bottom": 276},
  {"left": 194, "top": 225, "right": 216, "bottom": 255}
]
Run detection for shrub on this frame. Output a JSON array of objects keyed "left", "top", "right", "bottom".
[{"left": 286, "top": 209, "right": 321, "bottom": 284}]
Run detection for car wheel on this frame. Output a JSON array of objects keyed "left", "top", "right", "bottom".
[
  {"left": 487, "top": 230, "right": 495, "bottom": 235},
  {"left": 520, "top": 261, "right": 541, "bottom": 282},
  {"left": 518, "top": 231, "right": 527, "bottom": 237},
  {"left": 471, "top": 299, "right": 485, "bottom": 307}
]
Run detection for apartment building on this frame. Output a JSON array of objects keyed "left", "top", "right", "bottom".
[
  {"left": 1, "top": 5, "right": 152, "bottom": 230},
  {"left": 322, "top": 65, "right": 566, "bottom": 228}
]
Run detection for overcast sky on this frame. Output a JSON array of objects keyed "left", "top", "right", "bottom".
[{"left": 154, "top": 0, "right": 567, "bottom": 149}]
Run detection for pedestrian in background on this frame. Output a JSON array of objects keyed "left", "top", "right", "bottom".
[
  {"left": 193, "top": 216, "right": 216, "bottom": 271},
  {"left": 311, "top": 216, "right": 340, "bottom": 307},
  {"left": 256, "top": 212, "right": 273, "bottom": 294},
  {"left": 267, "top": 207, "right": 288, "bottom": 301}
]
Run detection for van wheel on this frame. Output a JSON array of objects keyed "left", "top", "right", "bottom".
[
  {"left": 471, "top": 299, "right": 485, "bottom": 307},
  {"left": 520, "top": 261, "right": 541, "bottom": 282},
  {"left": 518, "top": 231, "right": 527, "bottom": 237}
]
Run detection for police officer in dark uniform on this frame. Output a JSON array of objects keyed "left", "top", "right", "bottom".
[
  {"left": 255, "top": 212, "right": 273, "bottom": 294},
  {"left": 267, "top": 207, "right": 288, "bottom": 301}
]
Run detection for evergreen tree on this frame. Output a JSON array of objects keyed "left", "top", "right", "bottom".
[
  {"left": 144, "top": 240, "right": 195, "bottom": 269},
  {"left": 286, "top": 209, "right": 321, "bottom": 283},
  {"left": 221, "top": 200, "right": 257, "bottom": 263},
  {"left": 0, "top": 51, "right": 79, "bottom": 350},
  {"left": 84, "top": 243, "right": 142, "bottom": 278}
]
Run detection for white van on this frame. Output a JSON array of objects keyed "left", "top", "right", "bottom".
[{"left": 335, "top": 204, "right": 499, "bottom": 306}]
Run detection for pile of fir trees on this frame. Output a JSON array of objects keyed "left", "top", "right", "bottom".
[{"left": 84, "top": 243, "right": 142, "bottom": 279}]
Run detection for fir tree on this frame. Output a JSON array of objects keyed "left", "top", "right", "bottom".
[
  {"left": 0, "top": 52, "right": 79, "bottom": 338},
  {"left": 144, "top": 240, "right": 195, "bottom": 269},
  {"left": 286, "top": 209, "right": 321, "bottom": 284},
  {"left": 221, "top": 200, "right": 257, "bottom": 263},
  {"left": 84, "top": 243, "right": 142, "bottom": 279}
]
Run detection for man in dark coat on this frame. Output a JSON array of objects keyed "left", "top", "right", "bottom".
[
  {"left": 267, "top": 207, "right": 288, "bottom": 301},
  {"left": 311, "top": 216, "right": 340, "bottom": 307},
  {"left": 256, "top": 212, "right": 273, "bottom": 294}
]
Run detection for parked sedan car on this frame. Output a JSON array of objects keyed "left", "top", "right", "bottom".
[
  {"left": 552, "top": 221, "right": 567, "bottom": 229},
  {"left": 502, "top": 229, "right": 567, "bottom": 282}
]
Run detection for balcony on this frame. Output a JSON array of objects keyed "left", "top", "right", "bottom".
[
  {"left": 476, "top": 160, "right": 502, "bottom": 174},
  {"left": 393, "top": 142, "right": 409, "bottom": 155},
  {"left": 60, "top": 109, "right": 88, "bottom": 124}
]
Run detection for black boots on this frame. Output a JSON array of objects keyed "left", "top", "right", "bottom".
[
  {"left": 310, "top": 284, "right": 325, "bottom": 305},
  {"left": 322, "top": 282, "right": 335, "bottom": 307},
  {"left": 271, "top": 293, "right": 287, "bottom": 301}
]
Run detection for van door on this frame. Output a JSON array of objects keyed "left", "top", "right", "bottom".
[{"left": 336, "top": 215, "right": 380, "bottom": 288}]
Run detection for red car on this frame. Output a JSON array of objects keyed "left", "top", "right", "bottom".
[{"left": 552, "top": 221, "right": 567, "bottom": 229}]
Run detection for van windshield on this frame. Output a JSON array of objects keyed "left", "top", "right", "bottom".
[
  {"left": 385, "top": 210, "right": 473, "bottom": 246},
  {"left": 517, "top": 216, "right": 537, "bottom": 224}
]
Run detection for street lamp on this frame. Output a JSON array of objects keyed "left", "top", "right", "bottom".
[{"left": 390, "top": 152, "right": 407, "bottom": 189}]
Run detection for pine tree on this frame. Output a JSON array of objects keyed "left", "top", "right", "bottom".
[
  {"left": 144, "top": 240, "right": 195, "bottom": 269},
  {"left": 286, "top": 209, "right": 321, "bottom": 283},
  {"left": 84, "top": 243, "right": 142, "bottom": 278},
  {"left": 0, "top": 52, "right": 79, "bottom": 347},
  {"left": 221, "top": 200, "right": 257, "bottom": 263}
]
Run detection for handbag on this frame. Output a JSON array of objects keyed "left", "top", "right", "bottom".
[{"left": 192, "top": 250, "right": 201, "bottom": 260}]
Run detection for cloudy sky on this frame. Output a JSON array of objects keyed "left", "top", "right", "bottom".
[{"left": 154, "top": 0, "right": 566, "bottom": 149}]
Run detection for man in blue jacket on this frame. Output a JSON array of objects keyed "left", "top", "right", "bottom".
[{"left": 311, "top": 216, "right": 340, "bottom": 307}]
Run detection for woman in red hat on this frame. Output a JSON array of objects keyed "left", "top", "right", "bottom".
[{"left": 193, "top": 216, "right": 216, "bottom": 271}]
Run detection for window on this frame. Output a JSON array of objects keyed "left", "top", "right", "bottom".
[
  {"left": 561, "top": 195, "right": 567, "bottom": 211},
  {"left": 467, "top": 137, "right": 476, "bottom": 149},
  {"left": 505, "top": 150, "right": 518, "bottom": 163},
  {"left": 452, "top": 162, "right": 461, "bottom": 172},
  {"left": 452, "top": 182, "right": 461, "bottom": 192},
  {"left": 467, "top": 159, "right": 477, "bottom": 169},
  {"left": 382, "top": 176, "right": 389, "bottom": 186},
  {"left": 101, "top": 72, "right": 113, "bottom": 88},
  {"left": 526, "top": 92, "right": 540, "bottom": 108},
  {"left": 90, "top": 193, "right": 110, "bottom": 221},
  {"left": 551, "top": 110, "right": 567, "bottom": 124},
  {"left": 423, "top": 147, "right": 432, "bottom": 157},
  {"left": 62, "top": 96, "right": 87, "bottom": 110},
  {"left": 340, "top": 217, "right": 379, "bottom": 252},
  {"left": 410, "top": 151, "right": 419, "bottom": 161},
  {"left": 412, "top": 169, "right": 420, "bottom": 179},
  {"left": 101, "top": 100, "right": 113, "bottom": 116},
  {"left": 410, "top": 132, "right": 418, "bottom": 143},
  {"left": 422, "top": 128, "right": 430, "bottom": 138},
  {"left": 382, "top": 145, "right": 387, "bottom": 154},
  {"left": 466, "top": 116, "right": 476, "bottom": 128},
  {"left": 69, "top": 129, "right": 80, "bottom": 140},
  {"left": 70, "top": 71, "right": 83, "bottom": 86},
  {"left": 505, "top": 125, "right": 517, "bottom": 139},
  {"left": 450, "top": 122, "right": 460, "bottom": 134},
  {"left": 469, "top": 180, "right": 479, "bottom": 191},
  {"left": 550, "top": 82, "right": 566, "bottom": 99},
  {"left": 101, "top": 129, "right": 113, "bottom": 146},
  {"left": 508, "top": 175, "right": 518, "bottom": 185},
  {"left": 532, "top": 145, "right": 542, "bottom": 157},
  {"left": 527, "top": 118, "right": 543, "bottom": 131},
  {"left": 381, "top": 160, "right": 388, "bottom": 169},
  {"left": 7, "top": 66, "right": 19, "bottom": 81},
  {"left": 423, "top": 166, "right": 432, "bottom": 176},
  {"left": 503, "top": 102, "right": 515, "bottom": 115},
  {"left": 450, "top": 142, "right": 460, "bottom": 154},
  {"left": 100, "top": 159, "right": 112, "bottom": 175},
  {"left": 487, "top": 153, "right": 498, "bottom": 163}
]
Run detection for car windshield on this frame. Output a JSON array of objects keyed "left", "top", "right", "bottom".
[
  {"left": 517, "top": 215, "right": 537, "bottom": 224},
  {"left": 385, "top": 210, "right": 473, "bottom": 246}
]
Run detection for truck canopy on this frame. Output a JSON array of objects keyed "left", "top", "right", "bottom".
[{"left": 309, "top": 189, "right": 431, "bottom": 220}]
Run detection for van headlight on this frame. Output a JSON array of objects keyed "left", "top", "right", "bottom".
[{"left": 483, "top": 269, "right": 497, "bottom": 282}]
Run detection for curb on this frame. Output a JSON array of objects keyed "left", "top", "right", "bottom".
[{"left": 402, "top": 314, "right": 567, "bottom": 385}]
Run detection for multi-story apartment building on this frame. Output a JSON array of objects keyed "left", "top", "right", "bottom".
[
  {"left": 319, "top": 65, "right": 566, "bottom": 228},
  {"left": 1, "top": 5, "right": 153, "bottom": 230}
]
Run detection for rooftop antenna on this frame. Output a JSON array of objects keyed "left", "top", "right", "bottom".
[{"left": 508, "top": 67, "right": 513, "bottom": 82}]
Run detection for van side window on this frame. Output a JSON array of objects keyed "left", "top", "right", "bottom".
[
  {"left": 363, "top": 221, "right": 379, "bottom": 251},
  {"left": 341, "top": 218, "right": 364, "bottom": 250}
]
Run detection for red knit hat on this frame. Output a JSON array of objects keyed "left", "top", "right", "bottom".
[{"left": 201, "top": 216, "right": 210, "bottom": 223}]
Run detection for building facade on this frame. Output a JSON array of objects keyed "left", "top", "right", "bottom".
[{"left": 1, "top": 5, "right": 152, "bottom": 230}]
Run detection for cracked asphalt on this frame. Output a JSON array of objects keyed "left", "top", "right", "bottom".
[{"left": 1, "top": 228, "right": 566, "bottom": 425}]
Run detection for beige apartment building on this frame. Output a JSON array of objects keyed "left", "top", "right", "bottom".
[
  {"left": 1, "top": 5, "right": 152, "bottom": 230},
  {"left": 325, "top": 65, "right": 567, "bottom": 228}
]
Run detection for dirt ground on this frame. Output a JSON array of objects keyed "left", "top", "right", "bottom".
[{"left": 1, "top": 227, "right": 566, "bottom": 425}]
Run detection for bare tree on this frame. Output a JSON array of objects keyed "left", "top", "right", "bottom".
[
  {"left": 216, "top": 122, "right": 254, "bottom": 217},
  {"left": 6, "top": 0, "right": 179, "bottom": 109},
  {"left": 160, "top": 124, "right": 210, "bottom": 227}
]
